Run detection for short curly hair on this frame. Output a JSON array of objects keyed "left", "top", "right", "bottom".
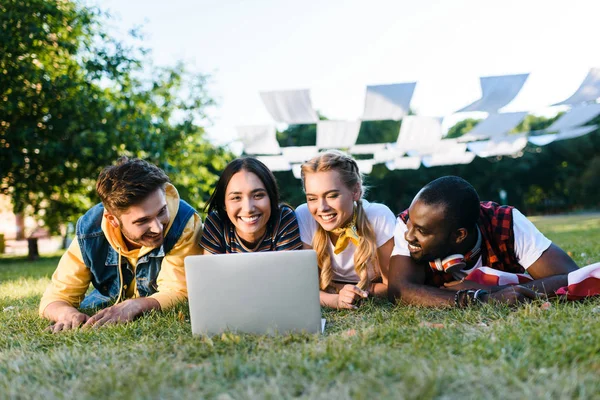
[{"left": 96, "top": 157, "right": 170, "bottom": 215}]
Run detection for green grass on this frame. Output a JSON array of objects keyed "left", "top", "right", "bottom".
[{"left": 2, "top": 215, "right": 600, "bottom": 399}]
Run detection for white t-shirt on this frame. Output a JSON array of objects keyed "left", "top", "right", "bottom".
[
  {"left": 296, "top": 200, "right": 396, "bottom": 283},
  {"left": 391, "top": 208, "right": 552, "bottom": 271}
]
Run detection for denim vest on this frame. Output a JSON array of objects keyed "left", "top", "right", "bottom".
[{"left": 76, "top": 200, "right": 196, "bottom": 309}]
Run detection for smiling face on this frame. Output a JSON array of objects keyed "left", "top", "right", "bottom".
[
  {"left": 304, "top": 170, "right": 360, "bottom": 232},
  {"left": 404, "top": 197, "right": 457, "bottom": 263},
  {"left": 224, "top": 169, "right": 271, "bottom": 245},
  {"left": 106, "top": 187, "right": 170, "bottom": 250}
]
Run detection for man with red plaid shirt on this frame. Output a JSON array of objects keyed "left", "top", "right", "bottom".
[{"left": 388, "top": 176, "right": 578, "bottom": 307}]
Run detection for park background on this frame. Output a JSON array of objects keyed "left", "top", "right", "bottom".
[
  {"left": 2, "top": 1, "right": 600, "bottom": 398},
  {"left": 3, "top": 0, "right": 600, "bottom": 256}
]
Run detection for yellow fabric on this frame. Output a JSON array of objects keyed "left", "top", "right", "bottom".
[
  {"left": 39, "top": 183, "right": 203, "bottom": 316},
  {"left": 331, "top": 211, "right": 360, "bottom": 255}
]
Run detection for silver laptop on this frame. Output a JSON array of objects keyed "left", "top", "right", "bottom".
[{"left": 185, "top": 250, "right": 322, "bottom": 336}]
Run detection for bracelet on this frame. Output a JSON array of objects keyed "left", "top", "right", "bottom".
[
  {"left": 473, "top": 289, "right": 489, "bottom": 303},
  {"left": 454, "top": 289, "right": 469, "bottom": 308},
  {"left": 455, "top": 289, "right": 489, "bottom": 308}
]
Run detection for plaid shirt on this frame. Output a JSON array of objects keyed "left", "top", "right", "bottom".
[{"left": 399, "top": 201, "right": 520, "bottom": 287}]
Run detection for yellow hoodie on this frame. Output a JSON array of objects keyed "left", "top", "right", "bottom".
[{"left": 39, "top": 184, "right": 202, "bottom": 315}]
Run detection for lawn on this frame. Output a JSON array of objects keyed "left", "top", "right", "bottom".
[{"left": 1, "top": 214, "right": 600, "bottom": 400}]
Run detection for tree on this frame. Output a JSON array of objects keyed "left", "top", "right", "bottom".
[{"left": 0, "top": 0, "right": 229, "bottom": 256}]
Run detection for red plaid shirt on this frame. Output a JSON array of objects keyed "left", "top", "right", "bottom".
[{"left": 399, "top": 201, "right": 520, "bottom": 287}]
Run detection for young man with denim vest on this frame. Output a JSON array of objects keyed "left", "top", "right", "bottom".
[
  {"left": 388, "top": 176, "right": 578, "bottom": 307},
  {"left": 40, "top": 158, "right": 202, "bottom": 332}
]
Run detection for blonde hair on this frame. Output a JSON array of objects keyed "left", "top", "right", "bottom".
[{"left": 301, "top": 150, "right": 379, "bottom": 291}]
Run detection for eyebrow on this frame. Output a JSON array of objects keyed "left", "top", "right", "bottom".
[
  {"left": 132, "top": 205, "right": 167, "bottom": 224},
  {"left": 227, "top": 188, "right": 267, "bottom": 196},
  {"left": 305, "top": 190, "right": 340, "bottom": 197}
]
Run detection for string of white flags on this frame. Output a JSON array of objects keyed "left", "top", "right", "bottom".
[{"left": 235, "top": 68, "right": 600, "bottom": 177}]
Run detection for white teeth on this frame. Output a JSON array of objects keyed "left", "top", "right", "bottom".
[
  {"left": 240, "top": 215, "right": 260, "bottom": 223},
  {"left": 408, "top": 243, "right": 421, "bottom": 251},
  {"left": 321, "top": 214, "right": 336, "bottom": 221}
]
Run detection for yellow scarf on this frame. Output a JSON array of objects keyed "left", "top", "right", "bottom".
[{"left": 331, "top": 211, "right": 360, "bottom": 254}]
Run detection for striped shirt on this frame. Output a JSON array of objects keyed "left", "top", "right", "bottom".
[{"left": 199, "top": 205, "right": 302, "bottom": 254}]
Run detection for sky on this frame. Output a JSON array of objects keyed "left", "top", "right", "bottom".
[{"left": 99, "top": 0, "right": 600, "bottom": 147}]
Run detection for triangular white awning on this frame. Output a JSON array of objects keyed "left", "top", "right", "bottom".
[
  {"left": 362, "top": 82, "right": 416, "bottom": 121},
  {"left": 406, "top": 139, "right": 467, "bottom": 157},
  {"left": 385, "top": 156, "right": 421, "bottom": 170},
  {"left": 553, "top": 68, "right": 600, "bottom": 106},
  {"left": 236, "top": 125, "right": 281, "bottom": 155},
  {"left": 422, "top": 151, "right": 476, "bottom": 167},
  {"left": 458, "top": 112, "right": 528, "bottom": 142},
  {"left": 466, "top": 134, "right": 528, "bottom": 158},
  {"left": 395, "top": 116, "right": 444, "bottom": 154},
  {"left": 455, "top": 73, "right": 529, "bottom": 113},
  {"left": 546, "top": 103, "right": 600, "bottom": 131},
  {"left": 356, "top": 159, "right": 377, "bottom": 174},
  {"left": 316, "top": 120, "right": 361, "bottom": 149},
  {"left": 281, "top": 146, "right": 320, "bottom": 163},
  {"left": 349, "top": 143, "right": 389, "bottom": 155},
  {"left": 260, "top": 89, "right": 318, "bottom": 124},
  {"left": 256, "top": 156, "right": 292, "bottom": 172},
  {"left": 528, "top": 125, "right": 597, "bottom": 146},
  {"left": 292, "top": 164, "right": 302, "bottom": 179}
]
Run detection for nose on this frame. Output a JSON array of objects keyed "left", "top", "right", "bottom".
[
  {"left": 149, "top": 218, "right": 164, "bottom": 234},
  {"left": 317, "top": 197, "right": 330, "bottom": 213},
  {"left": 404, "top": 221, "right": 416, "bottom": 243},
  {"left": 242, "top": 196, "right": 256, "bottom": 213}
]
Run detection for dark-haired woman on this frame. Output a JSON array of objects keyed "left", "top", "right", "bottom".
[{"left": 200, "top": 157, "right": 302, "bottom": 253}]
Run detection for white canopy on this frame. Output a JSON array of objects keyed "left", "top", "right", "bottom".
[
  {"left": 546, "top": 103, "right": 600, "bottom": 131},
  {"left": 362, "top": 82, "right": 416, "bottom": 121},
  {"left": 458, "top": 112, "right": 528, "bottom": 142},
  {"left": 466, "top": 134, "right": 528, "bottom": 158},
  {"left": 406, "top": 139, "right": 467, "bottom": 157},
  {"left": 385, "top": 156, "right": 421, "bottom": 170},
  {"left": 554, "top": 68, "right": 600, "bottom": 106},
  {"left": 356, "top": 159, "right": 376, "bottom": 174},
  {"left": 528, "top": 125, "right": 597, "bottom": 146},
  {"left": 422, "top": 151, "right": 476, "bottom": 167},
  {"left": 395, "top": 116, "right": 444, "bottom": 154},
  {"left": 349, "top": 143, "right": 389, "bottom": 155},
  {"left": 281, "top": 146, "right": 320, "bottom": 164},
  {"left": 292, "top": 164, "right": 302, "bottom": 179},
  {"left": 260, "top": 89, "right": 318, "bottom": 124},
  {"left": 316, "top": 120, "right": 361, "bottom": 149},
  {"left": 456, "top": 73, "right": 529, "bottom": 114},
  {"left": 236, "top": 125, "right": 280, "bottom": 155},
  {"left": 256, "top": 155, "right": 291, "bottom": 172}
]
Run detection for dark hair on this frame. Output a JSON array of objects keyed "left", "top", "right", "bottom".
[
  {"left": 416, "top": 176, "right": 480, "bottom": 232},
  {"left": 96, "top": 157, "right": 170, "bottom": 214},
  {"left": 204, "top": 157, "right": 280, "bottom": 228}
]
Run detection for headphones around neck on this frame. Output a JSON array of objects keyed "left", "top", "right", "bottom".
[{"left": 428, "top": 228, "right": 482, "bottom": 274}]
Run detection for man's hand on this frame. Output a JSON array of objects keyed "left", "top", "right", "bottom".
[
  {"left": 83, "top": 297, "right": 160, "bottom": 329},
  {"left": 337, "top": 285, "right": 369, "bottom": 310},
  {"left": 47, "top": 309, "right": 90, "bottom": 333},
  {"left": 484, "top": 285, "right": 542, "bottom": 305}
]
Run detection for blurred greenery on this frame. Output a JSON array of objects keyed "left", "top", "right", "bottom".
[
  {"left": 0, "top": 0, "right": 232, "bottom": 237},
  {"left": 275, "top": 114, "right": 600, "bottom": 215}
]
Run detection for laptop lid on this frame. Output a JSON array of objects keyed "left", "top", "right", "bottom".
[{"left": 185, "top": 250, "right": 322, "bottom": 336}]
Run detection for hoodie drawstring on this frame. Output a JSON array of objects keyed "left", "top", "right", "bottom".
[{"left": 115, "top": 246, "right": 124, "bottom": 305}]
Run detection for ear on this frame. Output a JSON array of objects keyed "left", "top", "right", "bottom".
[
  {"left": 352, "top": 183, "right": 361, "bottom": 202},
  {"left": 104, "top": 211, "right": 120, "bottom": 229},
  {"left": 453, "top": 228, "right": 468, "bottom": 245}
]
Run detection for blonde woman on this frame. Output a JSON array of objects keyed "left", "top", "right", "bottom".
[{"left": 296, "top": 151, "right": 396, "bottom": 309}]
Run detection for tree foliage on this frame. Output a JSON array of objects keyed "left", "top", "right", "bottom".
[{"left": 0, "top": 0, "right": 231, "bottom": 233}]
